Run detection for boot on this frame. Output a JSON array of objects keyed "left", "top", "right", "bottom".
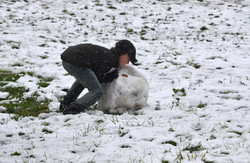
[
  {"left": 63, "top": 106, "right": 81, "bottom": 115},
  {"left": 59, "top": 101, "right": 70, "bottom": 113}
]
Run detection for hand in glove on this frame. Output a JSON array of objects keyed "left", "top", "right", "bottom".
[{"left": 102, "top": 69, "right": 119, "bottom": 83}]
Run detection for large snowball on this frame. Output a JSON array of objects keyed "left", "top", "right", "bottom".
[{"left": 98, "top": 65, "right": 149, "bottom": 114}]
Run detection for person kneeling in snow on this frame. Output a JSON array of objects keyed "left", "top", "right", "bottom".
[{"left": 60, "top": 40, "right": 139, "bottom": 115}]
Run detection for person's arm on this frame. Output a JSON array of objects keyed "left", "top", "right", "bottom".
[{"left": 101, "top": 69, "right": 119, "bottom": 83}]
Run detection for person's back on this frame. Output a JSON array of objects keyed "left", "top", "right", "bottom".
[{"left": 61, "top": 44, "right": 119, "bottom": 79}]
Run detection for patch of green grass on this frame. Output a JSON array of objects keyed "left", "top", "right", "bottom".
[
  {"left": 12, "top": 63, "right": 24, "bottom": 67},
  {"left": 0, "top": 70, "right": 22, "bottom": 82},
  {"left": 1, "top": 94, "right": 51, "bottom": 118},
  {"left": 38, "top": 82, "right": 50, "bottom": 88},
  {"left": 140, "top": 29, "right": 147, "bottom": 35},
  {"left": 155, "top": 61, "right": 164, "bottom": 64},
  {"left": 18, "top": 132, "right": 25, "bottom": 136},
  {"left": 6, "top": 134, "right": 13, "bottom": 137},
  {"left": 127, "top": 28, "right": 134, "bottom": 34},
  {"left": 0, "top": 70, "right": 52, "bottom": 118},
  {"left": 186, "top": 60, "right": 201, "bottom": 69},
  {"left": 161, "top": 140, "right": 177, "bottom": 146},
  {"left": 40, "top": 55, "right": 48, "bottom": 59},
  {"left": 229, "top": 130, "right": 243, "bottom": 136},
  {"left": 95, "top": 119, "right": 105, "bottom": 124},
  {"left": 10, "top": 152, "right": 21, "bottom": 156},
  {"left": 219, "top": 90, "right": 237, "bottom": 94},
  {"left": 173, "top": 88, "right": 186, "bottom": 96},
  {"left": 209, "top": 134, "right": 216, "bottom": 140},
  {"left": 108, "top": 5, "right": 116, "bottom": 9},
  {"left": 42, "top": 122, "right": 50, "bottom": 126},
  {"left": 42, "top": 128, "right": 53, "bottom": 134},
  {"left": 168, "top": 127, "right": 175, "bottom": 132},
  {"left": 183, "top": 143, "right": 204, "bottom": 153},
  {"left": 37, "top": 75, "right": 53, "bottom": 88},
  {"left": 120, "top": 144, "right": 131, "bottom": 148},
  {"left": 71, "top": 151, "right": 77, "bottom": 154},
  {"left": 197, "top": 102, "right": 207, "bottom": 108},
  {"left": 1, "top": 86, "right": 26, "bottom": 99},
  {"left": 39, "top": 43, "right": 47, "bottom": 47},
  {"left": 119, "top": 131, "right": 128, "bottom": 137},
  {"left": 200, "top": 26, "right": 208, "bottom": 31}
]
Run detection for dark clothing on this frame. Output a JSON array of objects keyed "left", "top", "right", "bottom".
[
  {"left": 61, "top": 44, "right": 120, "bottom": 83},
  {"left": 62, "top": 61, "right": 103, "bottom": 111}
]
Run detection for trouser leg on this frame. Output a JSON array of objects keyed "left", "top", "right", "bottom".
[
  {"left": 63, "top": 81, "right": 85, "bottom": 104},
  {"left": 62, "top": 61, "right": 103, "bottom": 112},
  {"left": 71, "top": 68, "right": 103, "bottom": 111}
]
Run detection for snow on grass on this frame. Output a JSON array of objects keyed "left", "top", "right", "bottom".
[{"left": 0, "top": 0, "right": 250, "bottom": 162}]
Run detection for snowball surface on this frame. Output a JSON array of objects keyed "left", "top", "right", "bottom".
[{"left": 97, "top": 65, "right": 149, "bottom": 114}]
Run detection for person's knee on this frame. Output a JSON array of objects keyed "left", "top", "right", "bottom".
[
  {"left": 87, "top": 85, "right": 103, "bottom": 103},
  {"left": 95, "top": 87, "right": 103, "bottom": 99}
]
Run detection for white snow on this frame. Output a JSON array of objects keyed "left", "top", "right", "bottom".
[
  {"left": 98, "top": 64, "right": 149, "bottom": 114},
  {"left": 0, "top": 0, "right": 250, "bottom": 162},
  {"left": 0, "top": 92, "right": 9, "bottom": 99}
]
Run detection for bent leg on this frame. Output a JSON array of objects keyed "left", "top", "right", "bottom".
[
  {"left": 71, "top": 68, "right": 103, "bottom": 111},
  {"left": 60, "top": 81, "right": 84, "bottom": 112},
  {"left": 62, "top": 61, "right": 85, "bottom": 104},
  {"left": 63, "top": 81, "right": 85, "bottom": 104},
  {"left": 62, "top": 61, "right": 103, "bottom": 113}
]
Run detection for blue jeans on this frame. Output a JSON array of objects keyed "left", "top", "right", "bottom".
[{"left": 62, "top": 61, "right": 103, "bottom": 111}]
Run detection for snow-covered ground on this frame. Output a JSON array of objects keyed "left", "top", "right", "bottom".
[{"left": 0, "top": 0, "right": 250, "bottom": 162}]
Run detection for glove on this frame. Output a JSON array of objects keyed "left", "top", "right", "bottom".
[{"left": 102, "top": 69, "right": 119, "bottom": 83}]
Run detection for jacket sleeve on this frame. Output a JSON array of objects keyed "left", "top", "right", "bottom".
[{"left": 100, "top": 69, "right": 119, "bottom": 83}]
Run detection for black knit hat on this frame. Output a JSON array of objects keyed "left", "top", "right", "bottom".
[{"left": 115, "top": 40, "right": 139, "bottom": 66}]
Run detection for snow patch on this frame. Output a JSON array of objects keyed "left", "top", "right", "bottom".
[
  {"left": 98, "top": 65, "right": 149, "bottom": 114},
  {"left": 0, "top": 92, "right": 9, "bottom": 99}
]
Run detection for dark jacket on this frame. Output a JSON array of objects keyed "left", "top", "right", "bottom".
[{"left": 61, "top": 44, "right": 120, "bottom": 83}]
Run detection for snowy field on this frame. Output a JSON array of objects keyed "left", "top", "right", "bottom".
[{"left": 0, "top": 0, "right": 250, "bottom": 162}]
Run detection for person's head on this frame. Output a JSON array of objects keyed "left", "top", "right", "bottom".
[
  {"left": 119, "top": 53, "right": 129, "bottom": 67},
  {"left": 115, "top": 40, "right": 139, "bottom": 66}
]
